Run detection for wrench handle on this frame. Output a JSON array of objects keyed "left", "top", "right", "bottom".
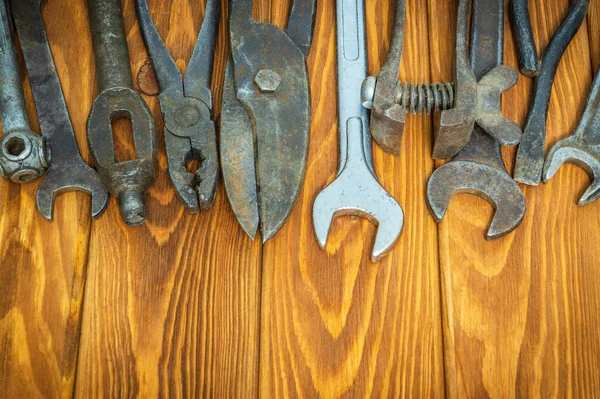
[
  {"left": 88, "top": 0, "right": 134, "bottom": 91},
  {"left": 0, "top": 0, "right": 30, "bottom": 133},
  {"left": 335, "top": 0, "right": 373, "bottom": 173}
]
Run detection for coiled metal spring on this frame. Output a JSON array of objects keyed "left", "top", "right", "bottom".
[{"left": 394, "top": 82, "right": 455, "bottom": 115}]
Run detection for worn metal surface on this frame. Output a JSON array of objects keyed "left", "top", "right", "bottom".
[
  {"left": 87, "top": 0, "right": 157, "bottom": 226},
  {"left": 221, "top": 0, "right": 316, "bottom": 242},
  {"left": 366, "top": 0, "right": 407, "bottom": 155},
  {"left": 543, "top": 66, "right": 600, "bottom": 205},
  {"left": 509, "top": 0, "right": 540, "bottom": 77},
  {"left": 313, "top": 0, "right": 404, "bottom": 262},
  {"left": 135, "top": 0, "right": 218, "bottom": 214},
  {"left": 433, "top": 0, "right": 521, "bottom": 160},
  {"left": 0, "top": 0, "right": 49, "bottom": 183},
  {"left": 514, "top": 0, "right": 590, "bottom": 186},
  {"left": 427, "top": 0, "right": 525, "bottom": 239},
  {"left": 12, "top": 0, "right": 108, "bottom": 220}
]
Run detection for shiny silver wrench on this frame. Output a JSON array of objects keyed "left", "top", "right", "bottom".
[{"left": 312, "top": 0, "right": 404, "bottom": 262}]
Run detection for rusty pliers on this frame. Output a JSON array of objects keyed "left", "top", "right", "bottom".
[{"left": 135, "top": 0, "right": 219, "bottom": 213}]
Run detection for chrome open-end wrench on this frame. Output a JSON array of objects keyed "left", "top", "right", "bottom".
[
  {"left": 12, "top": 0, "right": 108, "bottom": 219},
  {"left": 87, "top": 0, "right": 157, "bottom": 226},
  {"left": 0, "top": 0, "right": 49, "bottom": 183},
  {"left": 543, "top": 66, "right": 600, "bottom": 205},
  {"left": 312, "top": 0, "right": 404, "bottom": 262}
]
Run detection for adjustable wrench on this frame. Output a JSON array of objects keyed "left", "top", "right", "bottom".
[
  {"left": 312, "top": 0, "right": 404, "bottom": 262},
  {"left": 0, "top": 0, "right": 49, "bottom": 183},
  {"left": 543, "top": 66, "right": 600, "bottom": 205},
  {"left": 12, "top": 0, "right": 108, "bottom": 219},
  {"left": 427, "top": 0, "right": 526, "bottom": 239},
  {"left": 87, "top": 0, "right": 157, "bottom": 226}
]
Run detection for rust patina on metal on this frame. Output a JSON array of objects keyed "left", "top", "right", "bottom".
[
  {"left": 221, "top": 0, "right": 316, "bottom": 242},
  {"left": 427, "top": 0, "right": 526, "bottom": 239}
]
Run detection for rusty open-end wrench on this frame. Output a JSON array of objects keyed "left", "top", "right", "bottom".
[
  {"left": 312, "top": 0, "right": 404, "bottom": 262},
  {"left": 12, "top": 0, "right": 108, "bottom": 219},
  {"left": 427, "top": 0, "right": 526, "bottom": 239},
  {"left": 543, "top": 66, "right": 600, "bottom": 205}
]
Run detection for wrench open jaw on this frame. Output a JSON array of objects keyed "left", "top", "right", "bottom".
[
  {"left": 313, "top": 118, "right": 404, "bottom": 262},
  {"left": 543, "top": 67, "right": 600, "bottom": 205},
  {"left": 427, "top": 0, "right": 525, "bottom": 239},
  {"left": 543, "top": 139, "right": 600, "bottom": 205},
  {"left": 427, "top": 130, "right": 526, "bottom": 239},
  {"left": 13, "top": 0, "right": 108, "bottom": 220}
]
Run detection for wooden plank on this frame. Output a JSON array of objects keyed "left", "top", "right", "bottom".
[
  {"left": 259, "top": 0, "right": 445, "bottom": 396},
  {"left": 431, "top": 0, "right": 600, "bottom": 396},
  {"left": 0, "top": 2, "right": 96, "bottom": 397},
  {"left": 74, "top": 0, "right": 262, "bottom": 396}
]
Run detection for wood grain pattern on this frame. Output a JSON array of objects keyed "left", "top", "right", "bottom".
[
  {"left": 74, "top": 0, "right": 262, "bottom": 397},
  {"left": 259, "top": 0, "right": 444, "bottom": 396},
  {"left": 1, "top": 0, "right": 599, "bottom": 397},
  {"left": 0, "top": 2, "right": 95, "bottom": 397},
  {"left": 432, "top": 0, "right": 600, "bottom": 397}
]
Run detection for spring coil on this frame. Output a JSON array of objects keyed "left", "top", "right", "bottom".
[{"left": 395, "top": 82, "right": 455, "bottom": 115}]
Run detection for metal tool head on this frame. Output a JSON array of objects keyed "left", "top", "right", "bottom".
[
  {"left": 135, "top": 0, "right": 219, "bottom": 213},
  {"left": 87, "top": 88, "right": 157, "bottom": 225},
  {"left": 427, "top": 160, "right": 525, "bottom": 239},
  {"left": 36, "top": 158, "right": 108, "bottom": 220},
  {"left": 221, "top": 0, "right": 316, "bottom": 242},
  {"left": 313, "top": 118, "right": 404, "bottom": 262},
  {"left": 543, "top": 136, "right": 600, "bottom": 205}
]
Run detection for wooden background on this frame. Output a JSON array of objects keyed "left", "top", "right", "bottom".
[{"left": 0, "top": 0, "right": 599, "bottom": 397}]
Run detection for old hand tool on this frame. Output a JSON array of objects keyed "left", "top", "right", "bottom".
[
  {"left": 361, "top": 0, "right": 520, "bottom": 159},
  {"left": 509, "top": 0, "right": 540, "bottom": 77},
  {"left": 543, "top": 67, "right": 600, "bottom": 205},
  {"left": 87, "top": 0, "right": 157, "bottom": 226},
  {"left": 135, "top": 0, "right": 218, "bottom": 213},
  {"left": 0, "top": 0, "right": 49, "bottom": 183},
  {"left": 312, "top": 0, "right": 404, "bottom": 262},
  {"left": 221, "top": 0, "right": 316, "bottom": 241},
  {"left": 432, "top": 0, "right": 521, "bottom": 160},
  {"left": 12, "top": 0, "right": 108, "bottom": 219},
  {"left": 427, "top": 0, "right": 526, "bottom": 239},
  {"left": 513, "top": 0, "right": 589, "bottom": 186}
]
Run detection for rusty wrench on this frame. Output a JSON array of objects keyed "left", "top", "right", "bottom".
[
  {"left": 427, "top": 0, "right": 526, "bottom": 239},
  {"left": 87, "top": 0, "right": 157, "bottom": 226},
  {"left": 0, "top": 0, "right": 49, "bottom": 183},
  {"left": 12, "top": 0, "right": 108, "bottom": 219},
  {"left": 513, "top": 0, "right": 589, "bottom": 186},
  {"left": 312, "top": 0, "right": 404, "bottom": 262},
  {"left": 543, "top": 66, "right": 600, "bottom": 205}
]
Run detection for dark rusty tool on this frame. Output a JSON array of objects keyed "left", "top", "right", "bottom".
[
  {"left": 513, "top": 0, "right": 590, "bottom": 186},
  {"left": 313, "top": 0, "right": 404, "bottom": 262},
  {"left": 0, "top": 0, "right": 49, "bottom": 183},
  {"left": 432, "top": 0, "right": 521, "bottom": 160},
  {"left": 135, "top": 0, "right": 219, "bottom": 213},
  {"left": 543, "top": 66, "right": 600, "bottom": 205},
  {"left": 12, "top": 0, "right": 108, "bottom": 220},
  {"left": 87, "top": 0, "right": 157, "bottom": 226},
  {"left": 361, "top": 0, "right": 520, "bottom": 160},
  {"left": 427, "top": 0, "right": 526, "bottom": 239},
  {"left": 221, "top": 0, "right": 316, "bottom": 242},
  {"left": 509, "top": 0, "right": 540, "bottom": 77}
]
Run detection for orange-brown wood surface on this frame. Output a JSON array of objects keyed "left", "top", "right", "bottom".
[{"left": 0, "top": 0, "right": 598, "bottom": 397}]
